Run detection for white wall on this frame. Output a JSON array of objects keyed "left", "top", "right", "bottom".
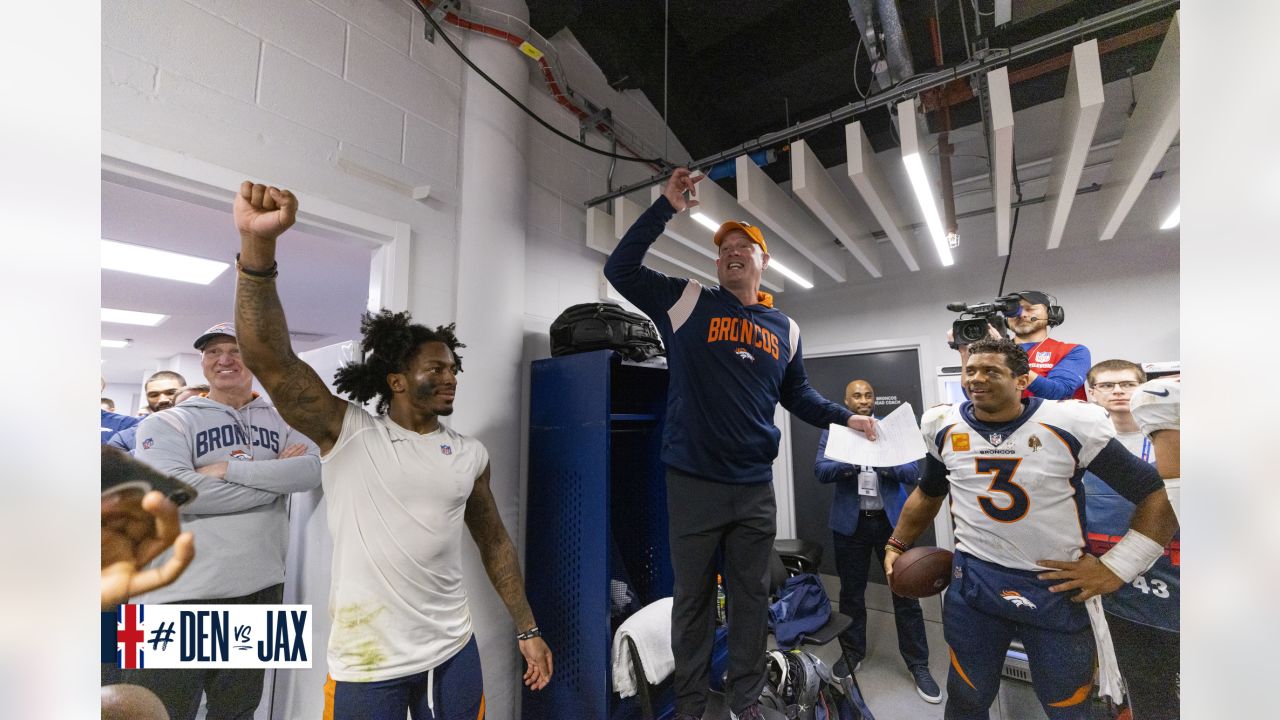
[
  {"left": 101, "top": 382, "right": 140, "bottom": 416},
  {"left": 104, "top": 0, "right": 463, "bottom": 322}
]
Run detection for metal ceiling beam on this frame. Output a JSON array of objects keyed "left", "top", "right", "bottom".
[
  {"left": 791, "top": 138, "right": 882, "bottom": 279},
  {"left": 844, "top": 121, "right": 918, "bottom": 271},
  {"left": 584, "top": 0, "right": 1178, "bottom": 208},
  {"left": 1044, "top": 40, "right": 1105, "bottom": 250},
  {"left": 1097, "top": 10, "right": 1180, "bottom": 240},
  {"left": 988, "top": 66, "right": 1015, "bottom": 256},
  {"left": 735, "top": 156, "right": 847, "bottom": 282}
]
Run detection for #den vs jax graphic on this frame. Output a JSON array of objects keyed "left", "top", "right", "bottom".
[{"left": 103, "top": 604, "right": 313, "bottom": 669}]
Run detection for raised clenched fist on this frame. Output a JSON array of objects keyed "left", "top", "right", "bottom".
[{"left": 234, "top": 181, "right": 298, "bottom": 241}]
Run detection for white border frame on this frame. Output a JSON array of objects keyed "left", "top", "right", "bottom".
[{"left": 101, "top": 131, "right": 411, "bottom": 314}]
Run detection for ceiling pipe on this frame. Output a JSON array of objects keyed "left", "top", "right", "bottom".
[
  {"left": 876, "top": 0, "right": 917, "bottom": 85},
  {"left": 584, "top": 0, "right": 1177, "bottom": 208}
]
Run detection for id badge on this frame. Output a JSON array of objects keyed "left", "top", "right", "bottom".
[{"left": 857, "top": 469, "right": 879, "bottom": 497}]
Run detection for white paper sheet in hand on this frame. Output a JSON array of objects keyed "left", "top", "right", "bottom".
[{"left": 824, "top": 403, "right": 928, "bottom": 467}]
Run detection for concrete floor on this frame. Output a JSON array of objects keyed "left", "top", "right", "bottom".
[{"left": 812, "top": 573, "right": 1053, "bottom": 720}]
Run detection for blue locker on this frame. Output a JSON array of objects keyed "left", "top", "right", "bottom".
[{"left": 523, "top": 350, "right": 727, "bottom": 719}]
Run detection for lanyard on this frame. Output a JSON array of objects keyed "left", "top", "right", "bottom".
[{"left": 1141, "top": 437, "right": 1152, "bottom": 464}]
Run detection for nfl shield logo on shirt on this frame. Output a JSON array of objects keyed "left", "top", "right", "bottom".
[
  {"left": 989, "top": 433, "right": 1004, "bottom": 446},
  {"left": 440, "top": 444, "right": 452, "bottom": 456},
  {"left": 1035, "top": 351, "right": 1052, "bottom": 363}
]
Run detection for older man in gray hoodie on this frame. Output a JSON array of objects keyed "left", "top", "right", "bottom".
[{"left": 104, "top": 322, "right": 321, "bottom": 720}]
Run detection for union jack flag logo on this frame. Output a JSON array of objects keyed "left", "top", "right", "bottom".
[{"left": 117, "top": 604, "right": 146, "bottom": 669}]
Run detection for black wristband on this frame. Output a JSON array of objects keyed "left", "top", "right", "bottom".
[
  {"left": 236, "top": 253, "right": 278, "bottom": 279},
  {"left": 516, "top": 626, "right": 541, "bottom": 641}
]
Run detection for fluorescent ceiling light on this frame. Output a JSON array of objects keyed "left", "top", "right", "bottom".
[
  {"left": 101, "top": 307, "right": 168, "bottom": 326},
  {"left": 101, "top": 339, "right": 132, "bottom": 349},
  {"left": 101, "top": 239, "right": 230, "bottom": 285},
  {"left": 1160, "top": 204, "right": 1180, "bottom": 230},
  {"left": 901, "top": 152, "right": 955, "bottom": 267},
  {"left": 767, "top": 259, "right": 814, "bottom": 289},
  {"left": 691, "top": 212, "right": 721, "bottom": 232}
]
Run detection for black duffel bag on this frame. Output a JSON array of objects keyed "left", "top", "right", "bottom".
[{"left": 549, "top": 302, "right": 664, "bottom": 362}]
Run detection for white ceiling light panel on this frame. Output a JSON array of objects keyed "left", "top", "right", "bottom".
[
  {"left": 1097, "top": 11, "right": 1180, "bottom": 241},
  {"left": 846, "top": 120, "right": 920, "bottom": 271},
  {"left": 791, "top": 138, "right": 881, "bottom": 279},
  {"left": 101, "top": 307, "right": 169, "bottom": 326},
  {"left": 735, "top": 155, "right": 847, "bottom": 282},
  {"left": 987, "top": 66, "right": 1016, "bottom": 256},
  {"left": 1044, "top": 39, "right": 1105, "bottom": 250},
  {"left": 101, "top": 239, "right": 230, "bottom": 285}
]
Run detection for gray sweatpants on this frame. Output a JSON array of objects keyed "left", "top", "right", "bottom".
[{"left": 666, "top": 468, "right": 776, "bottom": 716}]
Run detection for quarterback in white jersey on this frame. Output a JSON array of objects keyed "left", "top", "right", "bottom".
[
  {"left": 918, "top": 397, "right": 1118, "bottom": 570},
  {"left": 884, "top": 339, "right": 1178, "bottom": 720}
]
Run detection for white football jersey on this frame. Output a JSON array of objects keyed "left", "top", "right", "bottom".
[
  {"left": 1129, "top": 376, "right": 1180, "bottom": 435},
  {"left": 922, "top": 399, "right": 1115, "bottom": 571}
]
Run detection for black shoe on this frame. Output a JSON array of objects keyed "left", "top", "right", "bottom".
[{"left": 912, "top": 665, "right": 942, "bottom": 704}]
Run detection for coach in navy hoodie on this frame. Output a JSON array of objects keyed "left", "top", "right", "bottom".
[{"left": 604, "top": 167, "right": 877, "bottom": 720}]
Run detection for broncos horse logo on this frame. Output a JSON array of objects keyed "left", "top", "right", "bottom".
[{"left": 1001, "top": 590, "right": 1038, "bottom": 610}]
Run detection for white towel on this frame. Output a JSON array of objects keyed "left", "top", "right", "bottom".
[
  {"left": 612, "top": 597, "right": 674, "bottom": 698},
  {"left": 1086, "top": 595, "right": 1125, "bottom": 703}
]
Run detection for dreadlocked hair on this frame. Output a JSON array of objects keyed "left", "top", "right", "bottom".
[{"left": 332, "top": 309, "right": 465, "bottom": 415}]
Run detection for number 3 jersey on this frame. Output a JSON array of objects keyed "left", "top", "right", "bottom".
[{"left": 920, "top": 398, "right": 1165, "bottom": 572}]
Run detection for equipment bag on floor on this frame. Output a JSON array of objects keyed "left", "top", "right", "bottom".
[
  {"left": 764, "top": 650, "right": 875, "bottom": 720},
  {"left": 549, "top": 302, "right": 664, "bottom": 362}
]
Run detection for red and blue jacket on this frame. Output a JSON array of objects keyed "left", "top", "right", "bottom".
[
  {"left": 604, "top": 196, "right": 852, "bottom": 484},
  {"left": 1022, "top": 336, "right": 1091, "bottom": 400}
]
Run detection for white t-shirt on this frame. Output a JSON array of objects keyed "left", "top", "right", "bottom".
[
  {"left": 1129, "top": 376, "right": 1180, "bottom": 517},
  {"left": 1129, "top": 377, "right": 1180, "bottom": 435},
  {"left": 921, "top": 399, "right": 1114, "bottom": 571},
  {"left": 321, "top": 402, "right": 490, "bottom": 682}
]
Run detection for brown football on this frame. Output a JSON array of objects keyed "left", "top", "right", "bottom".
[{"left": 890, "top": 546, "right": 955, "bottom": 598}]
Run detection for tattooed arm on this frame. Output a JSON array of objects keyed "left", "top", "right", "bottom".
[
  {"left": 465, "top": 463, "right": 554, "bottom": 690},
  {"left": 233, "top": 181, "right": 347, "bottom": 454}
]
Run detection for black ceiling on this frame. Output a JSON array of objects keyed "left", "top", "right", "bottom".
[{"left": 526, "top": 0, "right": 1177, "bottom": 183}]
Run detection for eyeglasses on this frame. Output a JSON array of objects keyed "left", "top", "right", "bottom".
[{"left": 1092, "top": 381, "right": 1140, "bottom": 392}]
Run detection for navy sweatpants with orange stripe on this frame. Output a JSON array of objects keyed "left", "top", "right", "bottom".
[
  {"left": 943, "top": 553, "right": 1095, "bottom": 720},
  {"left": 324, "top": 636, "right": 484, "bottom": 720}
]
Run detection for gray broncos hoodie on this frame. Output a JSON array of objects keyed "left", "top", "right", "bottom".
[{"left": 132, "top": 394, "right": 321, "bottom": 603}]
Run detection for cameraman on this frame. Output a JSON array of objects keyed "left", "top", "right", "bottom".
[{"left": 954, "top": 290, "right": 1090, "bottom": 400}]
